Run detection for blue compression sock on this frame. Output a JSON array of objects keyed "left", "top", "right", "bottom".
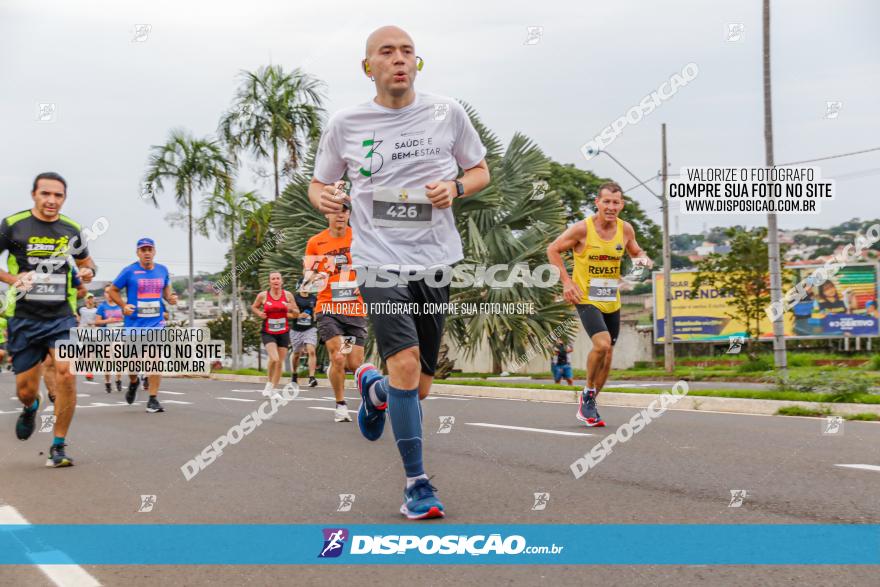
[
  {"left": 52, "top": 436, "right": 65, "bottom": 446},
  {"left": 386, "top": 382, "right": 424, "bottom": 478},
  {"left": 370, "top": 377, "right": 389, "bottom": 406}
]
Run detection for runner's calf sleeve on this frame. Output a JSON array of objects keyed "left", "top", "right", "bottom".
[{"left": 387, "top": 383, "right": 424, "bottom": 478}]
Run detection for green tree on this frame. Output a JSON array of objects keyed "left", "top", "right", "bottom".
[
  {"left": 222, "top": 201, "right": 276, "bottom": 297},
  {"left": 546, "top": 161, "right": 605, "bottom": 222},
  {"left": 208, "top": 314, "right": 263, "bottom": 360},
  {"left": 691, "top": 227, "right": 787, "bottom": 354},
  {"left": 445, "top": 103, "right": 573, "bottom": 373},
  {"left": 144, "top": 130, "right": 233, "bottom": 325},
  {"left": 198, "top": 189, "right": 262, "bottom": 368},
  {"left": 547, "top": 162, "right": 662, "bottom": 267},
  {"left": 219, "top": 65, "right": 325, "bottom": 200},
  {"left": 671, "top": 233, "right": 700, "bottom": 252},
  {"left": 670, "top": 254, "right": 693, "bottom": 269}
]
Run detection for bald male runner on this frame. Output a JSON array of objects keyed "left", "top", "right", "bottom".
[{"left": 310, "top": 26, "right": 490, "bottom": 519}]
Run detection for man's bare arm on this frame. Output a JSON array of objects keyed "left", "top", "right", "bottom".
[
  {"left": 547, "top": 223, "right": 586, "bottom": 285},
  {"left": 623, "top": 222, "right": 653, "bottom": 266},
  {"left": 74, "top": 255, "right": 97, "bottom": 283},
  {"left": 547, "top": 222, "right": 589, "bottom": 305},
  {"left": 107, "top": 285, "right": 125, "bottom": 308}
]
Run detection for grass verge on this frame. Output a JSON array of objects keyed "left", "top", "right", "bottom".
[
  {"left": 434, "top": 379, "right": 880, "bottom": 404},
  {"left": 776, "top": 406, "right": 880, "bottom": 421}
]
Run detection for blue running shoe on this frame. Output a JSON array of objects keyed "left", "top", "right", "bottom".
[
  {"left": 355, "top": 363, "right": 386, "bottom": 441},
  {"left": 16, "top": 395, "right": 40, "bottom": 441},
  {"left": 400, "top": 478, "right": 445, "bottom": 520},
  {"left": 577, "top": 389, "right": 605, "bottom": 427},
  {"left": 46, "top": 442, "right": 74, "bottom": 468}
]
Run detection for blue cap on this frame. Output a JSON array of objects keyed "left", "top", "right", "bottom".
[{"left": 137, "top": 237, "right": 155, "bottom": 249}]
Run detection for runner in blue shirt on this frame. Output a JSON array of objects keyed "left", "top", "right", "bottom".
[
  {"left": 95, "top": 284, "right": 125, "bottom": 393},
  {"left": 107, "top": 237, "right": 178, "bottom": 413}
]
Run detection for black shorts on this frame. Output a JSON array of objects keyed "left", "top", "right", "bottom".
[
  {"left": 360, "top": 275, "right": 449, "bottom": 376},
  {"left": 576, "top": 304, "right": 620, "bottom": 346},
  {"left": 260, "top": 331, "right": 290, "bottom": 348},
  {"left": 316, "top": 313, "right": 368, "bottom": 347},
  {"left": 7, "top": 315, "right": 77, "bottom": 373}
]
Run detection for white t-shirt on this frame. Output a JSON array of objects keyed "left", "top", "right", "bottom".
[
  {"left": 313, "top": 91, "right": 487, "bottom": 268},
  {"left": 79, "top": 306, "right": 98, "bottom": 326}
]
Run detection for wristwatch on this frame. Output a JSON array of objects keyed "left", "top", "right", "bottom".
[{"left": 454, "top": 180, "right": 465, "bottom": 199}]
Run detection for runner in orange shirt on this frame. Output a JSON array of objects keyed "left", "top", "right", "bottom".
[{"left": 304, "top": 205, "right": 367, "bottom": 423}]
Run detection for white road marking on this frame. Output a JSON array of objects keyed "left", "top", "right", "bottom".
[
  {"left": 217, "top": 397, "right": 256, "bottom": 403},
  {"left": 465, "top": 422, "right": 594, "bottom": 437},
  {"left": 81, "top": 381, "right": 101, "bottom": 385},
  {"left": 158, "top": 390, "right": 185, "bottom": 395},
  {"left": 0, "top": 503, "right": 102, "bottom": 586},
  {"left": 0, "top": 400, "right": 192, "bottom": 415},
  {"left": 426, "top": 396, "right": 470, "bottom": 401},
  {"left": 309, "top": 406, "right": 356, "bottom": 414},
  {"left": 835, "top": 464, "right": 880, "bottom": 472},
  {"left": 77, "top": 394, "right": 91, "bottom": 398}
]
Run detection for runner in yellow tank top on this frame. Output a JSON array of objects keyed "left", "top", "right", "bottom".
[
  {"left": 572, "top": 216, "right": 625, "bottom": 313},
  {"left": 547, "top": 182, "right": 653, "bottom": 427}
]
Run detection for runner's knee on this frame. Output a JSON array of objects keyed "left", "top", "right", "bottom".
[
  {"left": 387, "top": 346, "right": 421, "bottom": 379},
  {"left": 592, "top": 338, "right": 612, "bottom": 355}
]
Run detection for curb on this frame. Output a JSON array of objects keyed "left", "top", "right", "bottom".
[
  {"left": 210, "top": 373, "right": 355, "bottom": 388},
  {"left": 208, "top": 374, "right": 880, "bottom": 418}
]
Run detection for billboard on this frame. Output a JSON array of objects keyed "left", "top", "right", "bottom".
[{"left": 652, "top": 263, "right": 879, "bottom": 343}]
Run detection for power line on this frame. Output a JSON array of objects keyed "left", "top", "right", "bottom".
[
  {"left": 624, "top": 174, "right": 660, "bottom": 194},
  {"left": 598, "top": 151, "right": 661, "bottom": 198},
  {"left": 664, "top": 147, "right": 880, "bottom": 177},
  {"left": 777, "top": 146, "right": 880, "bottom": 167}
]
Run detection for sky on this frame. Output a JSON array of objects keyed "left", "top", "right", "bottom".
[{"left": 2, "top": 0, "right": 878, "bottom": 278}]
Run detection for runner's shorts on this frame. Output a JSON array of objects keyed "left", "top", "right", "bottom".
[
  {"left": 552, "top": 362, "right": 573, "bottom": 381},
  {"left": 7, "top": 315, "right": 77, "bottom": 373},
  {"left": 290, "top": 328, "right": 317, "bottom": 352},
  {"left": 575, "top": 304, "right": 621, "bottom": 345},
  {"left": 260, "top": 331, "right": 290, "bottom": 348},
  {"left": 359, "top": 274, "right": 450, "bottom": 376},
  {"left": 316, "top": 314, "right": 367, "bottom": 347}
]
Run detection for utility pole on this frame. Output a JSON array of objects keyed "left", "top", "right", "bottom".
[
  {"left": 584, "top": 136, "right": 675, "bottom": 373},
  {"left": 661, "top": 124, "right": 674, "bottom": 373},
  {"left": 763, "top": 0, "right": 787, "bottom": 370}
]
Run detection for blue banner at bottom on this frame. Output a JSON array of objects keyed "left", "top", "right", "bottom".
[{"left": 1, "top": 524, "right": 878, "bottom": 565}]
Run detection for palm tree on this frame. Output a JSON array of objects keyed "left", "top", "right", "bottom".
[
  {"left": 198, "top": 190, "right": 262, "bottom": 368},
  {"left": 219, "top": 65, "right": 325, "bottom": 200},
  {"left": 266, "top": 103, "right": 573, "bottom": 373},
  {"left": 143, "top": 130, "right": 233, "bottom": 325},
  {"left": 446, "top": 103, "right": 572, "bottom": 373}
]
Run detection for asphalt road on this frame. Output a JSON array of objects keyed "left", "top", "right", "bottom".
[{"left": 0, "top": 373, "right": 878, "bottom": 586}]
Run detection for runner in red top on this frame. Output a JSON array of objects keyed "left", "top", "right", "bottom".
[{"left": 251, "top": 272, "right": 299, "bottom": 394}]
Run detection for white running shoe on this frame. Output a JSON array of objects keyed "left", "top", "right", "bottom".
[
  {"left": 334, "top": 403, "right": 352, "bottom": 422},
  {"left": 262, "top": 382, "right": 275, "bottom": 397}
]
